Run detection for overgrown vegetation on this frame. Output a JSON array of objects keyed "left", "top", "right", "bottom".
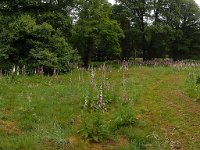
[
  {"left": 0, "top": 64, "right": 200, "bottom": 149},
  {"left": 185, "top": 71, "right": 200, "bottom": 100},
  {"left": 0, "top": 0, "right": 200, "bottom": 149}
]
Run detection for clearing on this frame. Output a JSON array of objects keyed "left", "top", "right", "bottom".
[{"left": 0, "top": 66, "right": 199, "bottom": 150}]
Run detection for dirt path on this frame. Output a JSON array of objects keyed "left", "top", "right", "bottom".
[{"left": 139, "top": 73, "right": 200, "bottom": 150}]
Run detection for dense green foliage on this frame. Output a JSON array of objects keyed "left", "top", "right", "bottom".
[
  {"left": 0, "top": 0, "right": 200, "bottom": 71},
  {"left": 0, "top": 15, "right": 78, "bottom": 72},
  {"left": 112, "top": 0, "right": 200, "bottom": 60},
  {"left": 72, "top": 0, "right": 124, "bottom": 67},
  {"left": 0, "top": 0, "right": 78, "bottom": 73}
]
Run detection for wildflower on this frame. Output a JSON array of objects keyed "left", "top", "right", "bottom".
[
  {"left": 97, "top": 85, "right": 103, "bottom": 109},
  {"left": 16, "top": 66, "right": 20, "bottom": 76},
  {"left": 84, "top": 95, "right": 88, "bottom": 108},
  {"left": 22, "top": 65, "right": 26, "bottom": 75},
  {"left": 90, "top": 65, "right": 95, "bottom": 84},
  {"left": 12, "top": 65, "right": 16, "bottom": 73}
]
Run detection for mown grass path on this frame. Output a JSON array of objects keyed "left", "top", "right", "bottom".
[{"left": 139, "top": 73, "right": 200, "bottom": 150}]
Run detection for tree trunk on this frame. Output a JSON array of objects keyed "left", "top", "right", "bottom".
[
  {"left": 140, "top": 6, "right": 147, "bottom": 61},
  {"left": 84, "top": 38, "right": 94, "bottom": 68},
  {"left": 147, "top": 34, "right": 155, "bottom": 60},
  {"left": 142, "top": 33, "right": 147, "bottom": 61},
  {"left": 0, "top": 69, "right": 2, "bottom": 77}
]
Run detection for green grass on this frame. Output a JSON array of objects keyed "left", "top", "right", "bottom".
[{"left": 0, "top": 66, "right": 199, "bottom": 149}]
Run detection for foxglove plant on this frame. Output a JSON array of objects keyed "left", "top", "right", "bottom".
[
  {"left": 16, "top": 65, "right": 20, "bottom": 76},
  {"left": 84, "top": 94, "right": 89, "bottom": 108},
  {"left": 22, "top": 65, "right": 26, "bottom": 75},
  {"left": 37, "top": 66, "right": 44, "bottom": 75},
  {"left": 121, "top": 63, "right": 130, "bottom": 104},
  {"left": 122, "top": 72, "right": 125, "bottom": 87},
  {"left": 12, "top": 65, "right": 16, "bottom": 74},
  {"left": 97, "top": 85, "right": 103, "bottom": 109},
  {"left": 120, "top": 60, "right": 129, "bottom": 71},
  {"left": 90, "top": 65, "right": 95, "bottom": 84}
]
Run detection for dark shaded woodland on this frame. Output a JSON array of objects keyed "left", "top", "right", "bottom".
[{"left": 0, "top": 0, "right": 200, "bottom": 71}]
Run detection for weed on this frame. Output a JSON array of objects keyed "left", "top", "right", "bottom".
[
  {"left": 128, "top": 130, "right": 152, "bottom": 150},
  {"left": 37, "top": 123, "right": 69, "bottom": 149},
  {"left": 78, "top": 113, "right": 110, "bottom": 142},
  {"left": 111, "top": 104, "right": 137, "bottom": 131},
  {"left": 185, "top": 72, "right": 200, "bottom": 99}
]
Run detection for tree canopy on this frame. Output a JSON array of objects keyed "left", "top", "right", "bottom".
[
  {"left": 72, "top": 0, "right": 124, "bottom": 67},
  {"left": 112, "top": 0, "right": 200, "bottom": 60},
  {"left": 0, "top": 0, "right": 200, "bottom": 72}
]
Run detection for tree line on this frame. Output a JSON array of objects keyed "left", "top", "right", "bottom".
[{"left": 0, "top": 0, "right": 200, "bottom": 73}]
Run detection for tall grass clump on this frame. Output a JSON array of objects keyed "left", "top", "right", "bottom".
[
  {"left": 185, "top": 72, "right": 200, "bottom": 99},
  {"left": 78, "top": 112, "right": 110, "bottom": 142}
]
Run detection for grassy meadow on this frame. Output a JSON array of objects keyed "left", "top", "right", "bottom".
[{"left": 0, "top": 64, "right": 200, "bottom": 150}]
